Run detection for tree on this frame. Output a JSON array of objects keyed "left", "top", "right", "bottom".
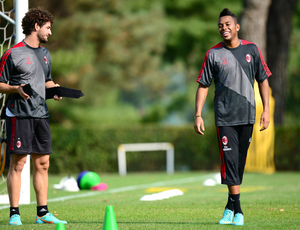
[
  {"left": 267, "top": 0, "right": 299, "bottom": 124},
  {"left": 286, "top": 3, "right": 300, "bottom": 123},
  {"left": 240, "top": 0, "right": 299, "bottom": 125},
  {"left": 30, "top": 0, "right": 170, "bottom": 124},
  {"left": 239, "top": 0, "right": 272, "bottom": 57}
]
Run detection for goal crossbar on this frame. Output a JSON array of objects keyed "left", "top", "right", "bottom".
[{"left": 118, "top": 142, "right": 174, "bottom": 176}]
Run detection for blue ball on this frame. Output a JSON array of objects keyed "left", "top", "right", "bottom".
[{"left": 77, "top": 171, "right": 89, "bottom": 189}]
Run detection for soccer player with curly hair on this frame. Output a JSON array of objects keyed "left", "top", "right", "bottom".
[{"left": 0, "top": 8, "right": 67, "bottom": 225}]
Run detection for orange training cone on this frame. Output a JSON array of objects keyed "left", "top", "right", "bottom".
[{"left": 102, "top": 206, "right": 118, "bottom": 230}]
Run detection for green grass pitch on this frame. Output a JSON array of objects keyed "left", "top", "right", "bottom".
[{"left": 0, "top": 171, "right": 299, "bottom": 229}]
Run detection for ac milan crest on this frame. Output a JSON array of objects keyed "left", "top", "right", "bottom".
[
  {"left": 246, "top": 54, "right": 251, "bottom": 63},
  {"left": 16, "top": 140, "right": 21, "bottom": 148},
  {"left": 44, "top": 56, "right": 48, "bottom": 64},
  {"left": 222, "top": 136, "right": 228, "bottom": 145}
]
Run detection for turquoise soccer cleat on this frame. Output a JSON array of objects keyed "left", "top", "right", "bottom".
[
  {"left": 36, "top": 213, "right": 67, "bottom": 224},
  {"left": 232, "top": 213, "right": 244, "bottom": 226},
  {"left": 9, "top": 214, "right": 22, "bottom": 225},
  {"left": 219, "top": 208, "right": 234, "bottom": 224}
]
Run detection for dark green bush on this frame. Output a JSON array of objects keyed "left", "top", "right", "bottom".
[
  {"left": 274, "top": 126, "right": 300, "bottom": 171},
  {"left": 49, "top": 124, "right": 219, "bottom": 174},
  {"left": 48, "top": 124, "right": 300, "bottom": 174}
]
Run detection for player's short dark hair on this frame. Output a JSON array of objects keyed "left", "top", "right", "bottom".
[
  {"left": 219, "top": 8, "right": 238, "bottom": 24},
  {"left": 22, "top": 8, "right": 54, "bottom": 35}
]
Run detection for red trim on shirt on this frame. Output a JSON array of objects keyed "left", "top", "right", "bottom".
[
  {"left": 217, "top": 127, "right": 226, "bottom": 180},
  {"left": 0, "top": 41, "right": 25, "bottom": 77},
  {"left": 12, "top": 41, "right": 26, "bottom": 48},
  {"left": 197, "top": 42, "right": 223, "bottom": 82},
  {"left": 240, "top": 39, "right": 272, "bottom": 77},
  {"left": 0, "top": 49, "right": 11, "bottom": 76}
]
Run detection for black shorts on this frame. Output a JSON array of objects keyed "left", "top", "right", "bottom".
[
  {"left": 216, "top": 125, "right": 253, "bottom": 185},
  {"left": 6, "top": 117, "right": 53, "bottom": 155}
]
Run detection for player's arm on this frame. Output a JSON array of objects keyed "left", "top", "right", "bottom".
[
  {"left": 45, "top": 80, "right": 59, "bottom": 88},
  {"left": 0, "top": 82, "right": 30, "bottom": 100},
  {"left": 194, "top": 83, "right": 209, "bottom": 135},
  {"left": 258, "top": 79, "right": 270, "bottom": 131},
  {"left": 45, "top": 80, "right": 62, "bottom": 101}
]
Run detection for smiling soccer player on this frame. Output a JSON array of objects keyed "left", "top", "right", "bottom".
[{"left": 194, "top": 8, "right": 272, "bottom": 226}]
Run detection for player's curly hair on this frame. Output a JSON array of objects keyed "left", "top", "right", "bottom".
[{"left": 22, "top": 8, "right": 54, "bottom": 35}]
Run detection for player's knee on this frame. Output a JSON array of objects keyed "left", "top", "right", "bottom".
[
  {"left": 35, "top": 160, "right": 50, "bottom": 171},
  {"left": 9, "top": 156, "right": 27, "bottom": 172},
  {"left": 11, "top": 161, "right": 26, "bottom": 173}
]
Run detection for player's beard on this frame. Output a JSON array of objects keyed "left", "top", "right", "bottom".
[
  {"left": 37, "top": 32, "right": 48, "bottom": 44},
  {"left": 39, "top": 37, "right": 48, "bottom": 44}
]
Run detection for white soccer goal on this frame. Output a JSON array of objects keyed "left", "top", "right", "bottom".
[
  {"left": 0, "top": 0, "right": 30, "bottom": 205},
  {"left": 118, "top": 142, "right": 175, "bottom": 176}
]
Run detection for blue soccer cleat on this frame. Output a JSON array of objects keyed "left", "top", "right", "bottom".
[
  {"left": 36, "top": 213, "right": 67, "bottom": 224},
  {"left": 9, "top": 214, "right": 22, "bottom": 225},
  {"left": 219, "top": 208, "right": 234, "bottom": 224},
  {"left": 232, "top": 213, "right": 244, "bottom": 226}
]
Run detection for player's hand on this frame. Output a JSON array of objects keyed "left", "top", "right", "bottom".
[
  {"left": 53, "top": 83, "right": 62, "bottom": 101},
  {"left": 260, "top": 111, "right": 270, "bottom": 131},
  {"left": 17, "top": 84, "right": 30, "bottom": 100},
  {"left": 194, "top": 116, "right": 205, "bottom": 135}
]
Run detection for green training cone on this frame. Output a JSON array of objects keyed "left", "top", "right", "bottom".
[
  {"left": 55, "top": 222, "right": 66, "bottom": 230},
  {"left": 102, "top": 206, "right": 118, "bottom": 230}
]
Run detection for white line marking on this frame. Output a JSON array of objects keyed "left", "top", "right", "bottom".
[{"left": 0, "top": 173, "right": 214, "bottom": 210}]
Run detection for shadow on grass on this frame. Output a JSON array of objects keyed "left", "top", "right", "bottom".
[{"left": 70, "top": 220, "right": 218, "bottom": 226}]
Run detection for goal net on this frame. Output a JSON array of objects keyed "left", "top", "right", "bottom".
[{"left": 0, "top": 0, "right": 30, "bottom": 205}]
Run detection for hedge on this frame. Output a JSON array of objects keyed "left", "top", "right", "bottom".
[
  {"left": 274, "top": 126, "right": 300, "bottom": 171},
  {"left": 48, "top": 124, "right": 300, "bottom": 174}
]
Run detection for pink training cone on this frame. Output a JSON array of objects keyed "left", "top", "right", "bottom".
[{"left": 91, "top": 183, "right": 108, "bottom": 191}]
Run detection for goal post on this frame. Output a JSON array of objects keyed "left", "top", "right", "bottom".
[
  {"left": 0, "top": 0, "right": 30, "bottom": 205},
  {"left": 15, "top": 0, "right": 30, "bottom": 205},
  {"left": 118, "top": 142, "right": 174, "bottom": 176},
  {"left": 14, "top": 0, "right": 28, "bottom": 43}
]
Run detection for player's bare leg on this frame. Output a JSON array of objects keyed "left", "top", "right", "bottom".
[
  {"left": 228, "top": 185, "right": 240, "bottom": 194},
  {"left": 31, "top": 153, "right": 49, "bottom": 206},
  {"left": 7, "top": 154, "right": 27, "bottom": 225},
  {"left": 7, "top": 154, "right": 28, "bottom": 207},
  {"left": 32, "top": 153, "right": 68, "bottom": 225}
]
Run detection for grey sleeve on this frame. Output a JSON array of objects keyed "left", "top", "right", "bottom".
[
  {"left": 198, "top": 52, "right": 214, "bottom": 87},
  {"left": 45, "top": 52, "right": 52, "bottom": 82}
]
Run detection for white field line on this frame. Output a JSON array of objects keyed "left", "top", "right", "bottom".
[{"left": 0, "top": 173, "right": 215, "bottom": 210}]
